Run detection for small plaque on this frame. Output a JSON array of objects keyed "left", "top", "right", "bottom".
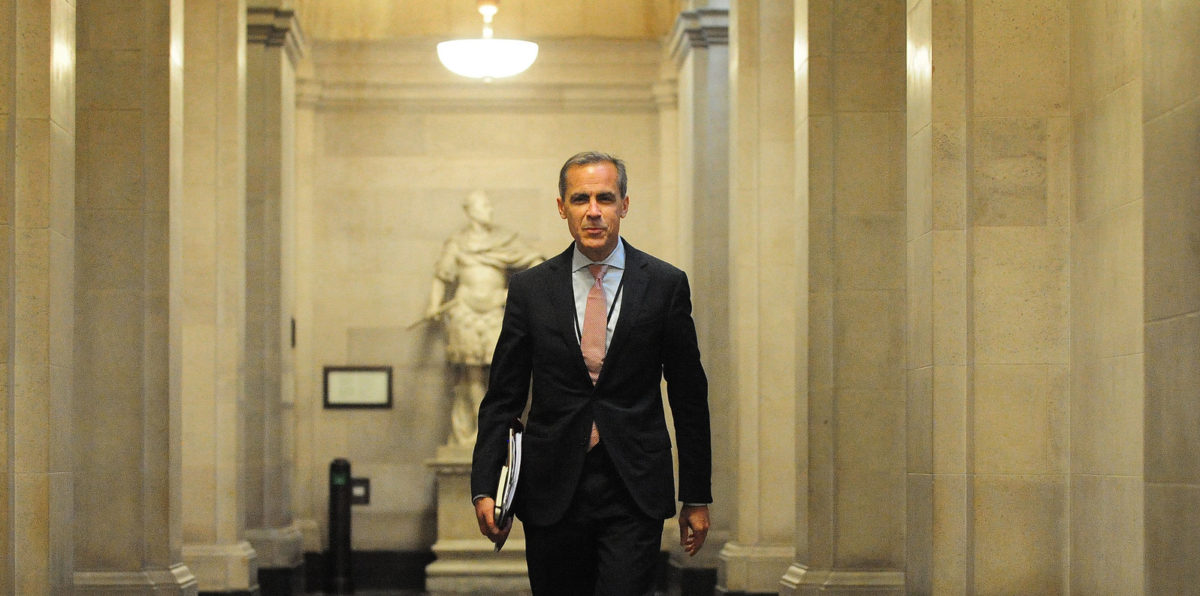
[{"left": 323, "top": 366, "right": 392, "bottom": 409}]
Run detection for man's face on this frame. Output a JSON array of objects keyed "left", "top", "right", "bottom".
[{"left": 557, "top": 162, "right": 629, "bottom": 261}]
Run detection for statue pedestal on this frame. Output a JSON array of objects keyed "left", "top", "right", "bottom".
[{"left": 426, "top": 445, "right": 530, "bottom": 595}]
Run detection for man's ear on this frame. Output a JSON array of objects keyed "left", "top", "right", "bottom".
[
  {"left": 620, "top": 196, "right": 630, "bottom": 217},
  {"left": 556, "top": 197, "right": 567, "bottom": 219}
]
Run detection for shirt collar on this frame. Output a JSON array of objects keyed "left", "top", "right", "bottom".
[{"left": 572, "top": 237, "right": 625, "bottom": 272}]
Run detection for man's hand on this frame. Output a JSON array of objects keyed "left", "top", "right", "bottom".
[
  {"left": 678, "top": 504, "right": 710, "bottom": 556},
  {"left": 474, "top": 497, "right": 512, "bottom": 546}
]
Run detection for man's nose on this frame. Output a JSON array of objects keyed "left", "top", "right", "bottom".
[{"left": 586, "top": 199, "right": 602, "bottom": 217}]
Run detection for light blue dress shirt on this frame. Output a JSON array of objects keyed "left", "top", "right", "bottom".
[{"left": 570, "top": 239, "right": 625, "bottom": 348}]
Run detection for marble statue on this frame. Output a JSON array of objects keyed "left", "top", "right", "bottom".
[{"left": 423, "top": 190, "right": 542, "bottom": 446}]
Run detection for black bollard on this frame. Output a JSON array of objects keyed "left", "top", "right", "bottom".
[{"left": 329, "top": 458, "right": 353, "bottom": 594}]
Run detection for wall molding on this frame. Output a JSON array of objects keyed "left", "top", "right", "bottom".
[
  {"left": 75, "top": 564, "right": 198, "bottom": 595},
  {"left": 296, "top": 79, "right": 659, "bottom": 113},
  {"left": 717, "top": 542, "right": 796, "bottom": 594},
  {"left": 780, "top": 565, "right": 906, "bottom": 594},
  {"left": 297, "top": 38, "right": 664, "bottom": 113}
]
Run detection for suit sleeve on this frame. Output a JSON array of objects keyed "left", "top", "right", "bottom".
[
  {"left": 470, "top": 272, "right": 533, "bottom": 499},
  {"left": 662, "top": 271, "right": 712, "bottom": 505}
]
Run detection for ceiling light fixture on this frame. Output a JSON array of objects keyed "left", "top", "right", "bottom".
[{"left": 437, "top": 0, "right": 538, "bottom": 80}]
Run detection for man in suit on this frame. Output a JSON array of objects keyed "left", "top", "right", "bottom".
[{"left": 471, "top": 151, "right": 712, "bottom": 595}]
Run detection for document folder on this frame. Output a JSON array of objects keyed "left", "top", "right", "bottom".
[{"left": 493, "top": 419, "right": 523, "bottom": 552}]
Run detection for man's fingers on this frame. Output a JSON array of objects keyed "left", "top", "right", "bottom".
[
  {"left": 680, "top": 524, "right": 707, "bottom": 555},
  {"left": 474, "top": 497, "right": 499, "bottom": 539},
  {"left": 494, "top": 522, "right": 513, "bottom": 543},
  {"left": 685, "top": 527, "right": 708, "bottom": 555},
  {"left": 678, "top": 505, "right": 711, "bottom": 556}
]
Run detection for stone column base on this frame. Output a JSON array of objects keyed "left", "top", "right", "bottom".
[
  {"left": 293, "top": 517, "right": 321, "bottom": 552},
  {"left": 779, "top": 564, "right": 905, "bottom": 595},
  {"left": 247, "top": 524, "right": 304, "bottom": 595},
  {"left": 716, "top": 542, "right": 795, "bottom": 594},
  {"left": 426, "top": 538, "right": 531, "bottom": 595},
  {"left": 75, "top": 563, "right": 198, "bottom": 595},
  {"left": 182, "top": 541, "right": 259, "bottom": 594},
  {"left": 246, "top": 523, "right": 304, "bottom": 568},
  {"left": 426, "top": 445, "right": 530, "bottom": 595}
]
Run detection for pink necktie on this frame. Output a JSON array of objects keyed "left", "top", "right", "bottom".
[{"left": 582, "top": 264, "right": 607, "bottom": 449}]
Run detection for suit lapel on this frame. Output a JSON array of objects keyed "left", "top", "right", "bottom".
[
  {"left": 545, "top": 245, "right": 593, "bottom": 381},
  {"left": 603, "top": 240, "right": 648, "bottom": 366},
  {"left": 545, "top": 244, "right": 578, "bottom": 341}
]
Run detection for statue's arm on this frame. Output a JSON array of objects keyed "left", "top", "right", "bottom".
[
  {"left": 426, "top": 277, "right": 448, "bottom": 320},
  {"left": 426, "top": 235, "right": 462, "bottom": 319}
]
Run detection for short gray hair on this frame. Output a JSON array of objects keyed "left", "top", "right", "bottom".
[{"left": 557, "top": 151, "right": 628, "bottom": 198}]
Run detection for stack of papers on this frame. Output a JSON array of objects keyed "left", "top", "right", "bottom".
[{"left": 493, "top": 420, "right": 523, "bottom": 551}]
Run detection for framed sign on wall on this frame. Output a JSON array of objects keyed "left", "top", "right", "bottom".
[{"left": 323, "top": 366, "right": 393, "bottom": 409}]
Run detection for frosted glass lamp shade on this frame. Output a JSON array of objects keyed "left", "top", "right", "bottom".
[{"left": 437, "top": 38, "right": 539, "bottom": 79}]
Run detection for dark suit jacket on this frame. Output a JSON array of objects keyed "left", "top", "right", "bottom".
[{"left": 471, "top": 239, "right": 712, "bottom": 525}]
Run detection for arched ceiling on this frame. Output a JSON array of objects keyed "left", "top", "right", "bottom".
[{"left": 294, "top": 0, "right": 681, "bottom": 41}]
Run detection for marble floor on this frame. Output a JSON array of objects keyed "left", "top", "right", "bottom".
[
  {"left": 309, "top": 592, "right": 425, "bottom": 596},
  {"left": 329, "top": 592, "right": 425, "bottom": 595}
]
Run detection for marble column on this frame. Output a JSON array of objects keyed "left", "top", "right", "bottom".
[
  {"left": 787, "top": 0, "right": 908, "bottom": 593},
  {"left": 653, "top": 80, "right": 683, "bottom": 271},
  {"left": 289, "top": 49, "right": 320, "bottom": 554},
  {"left": 178, "top": 0, "right": 258, "bottom": 592},
  {"left": 967, "top": 2, "right": 1072, "bottom": 591},
  {"left": 905, "top": 0, "right": 1073, "bottom": 592},
  {"left": 782, "top": 0, "right": 812, "bottom": 591},
  {"left": 1143, "top": 1, "right": 1200, "bottom": 592},
  {"left": 73, "top": 0, "right": 197, "bottom": 593},
  {"left": 244, "top": 2, "right": 305, "bottom": 588},
  {"left": 718, "top": 0, "right": 797, "bottom": 593},
  {"left": 4, "top": 0, "right": 75, "bottom": 592},
  {"left": 665, "top": 3, "right": 731, "bottom": 587},
  {"left": 1068, "top": 0, "right": 1146, "bottom": 593},
  {"left": 902, "top": 0, "right": 970, "bottom": 592},
  {"left": 0, "top": 4, "right": 11, "bottom": 588}
]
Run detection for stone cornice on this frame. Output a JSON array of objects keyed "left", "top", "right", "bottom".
[
  {"left": 247, "top": 7, "right": 307, "bottom": 64},
  {"left": 296, "top": 79, "right": 658, "bottom": 113},
  {"left": 296, "top": 39, "right": 663, "bottom": 112},
  {"left": 668, "top": 8, "right": 730, "bottom": 65}
]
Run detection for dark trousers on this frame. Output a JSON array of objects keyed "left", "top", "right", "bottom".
[{"left": 523, "top": 443, "right": 663, "bottom": 596}]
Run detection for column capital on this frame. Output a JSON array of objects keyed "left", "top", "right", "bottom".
[
  {"left": 668, "top": 8, "right": 730, "bottom": 65},
  {"left": 247, "top": 7, "right": 307, "bottom": 64}
]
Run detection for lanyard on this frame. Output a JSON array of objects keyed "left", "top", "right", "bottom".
[{"left": 572, "top": 271, "right": 626, "bottom": 341}]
